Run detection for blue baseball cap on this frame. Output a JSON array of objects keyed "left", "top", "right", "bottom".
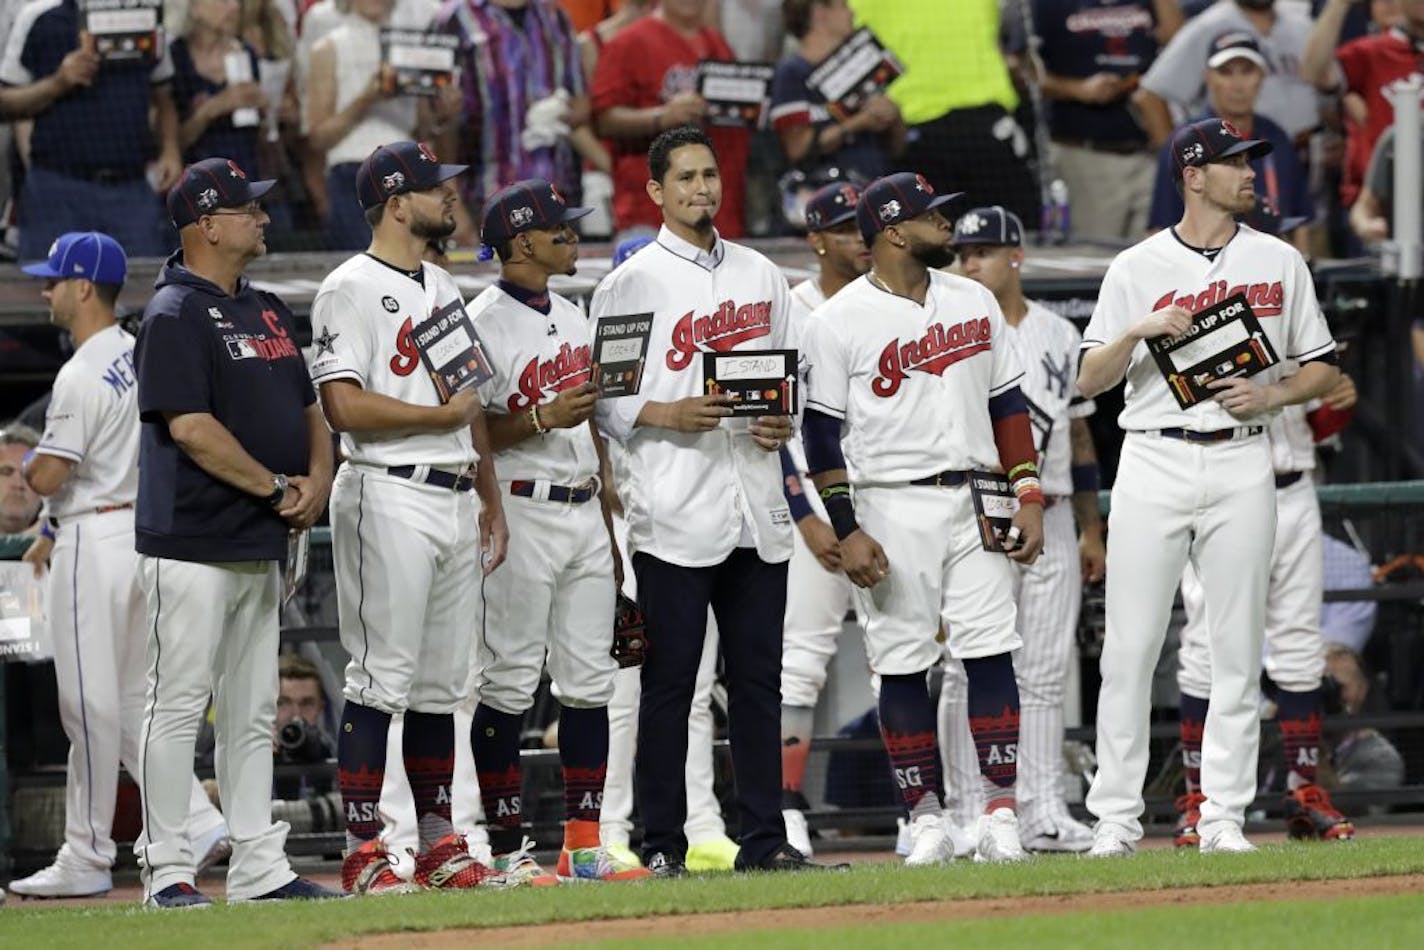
[
  {"left": 856, "top": 172, "right": 964, "bottom": 246},
  {"left": 804, "top": 182, "right": 862, "bottom": 232},
  {"left": 952, "top": 205, "right": 1024, "bottom": 247},
  {"left": 22, "top": 231, "right": 128, "bottom": 286},
  {"left": 1171, "top": 117, "right": 1272, "bottom": 181},
  {"left": 481, "top": 178, "right": 592, "bottom": 246},
  {"left": 169, "top": 157, "right": 276, "bottom": 228},
  {"left": 356, "top": 140, "right": 467, "bottom": 210},
  {"left": 612, "top": 235, "right": 654, "bottom": 268}
]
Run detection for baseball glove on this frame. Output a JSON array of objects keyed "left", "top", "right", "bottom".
[{"left": 611, "top": 594, "right": 647, "bottom": 668}]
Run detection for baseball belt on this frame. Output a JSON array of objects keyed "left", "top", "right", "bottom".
[
  {"left": 386, "top": 465, "right": 475, "bottom": 492},
  {"left": 1275, "top": 471, "right": 1304, "bottom": 490},
  {"left": 910, "top": 469, "right": 969, "bottom": 488},
  {"left": 46, "top": 502, "right": 134, "bottom": 529},
  {"left": 1156, "top": 426, "right": 1264, "bottom": 444},
  {"left": 508, "top": 480, "right": 597, "bottom": 504}
]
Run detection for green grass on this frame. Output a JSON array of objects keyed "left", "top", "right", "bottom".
[
  {"left": 4, "top": 837, "right": 1424, "bottom": 949},
  {"left": 592, "top": 893, "right": 1424, "bottom": 950}
]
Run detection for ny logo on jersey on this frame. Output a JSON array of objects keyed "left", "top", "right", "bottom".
[
  {"left": 666, "top": 299, "right": 773, "bottom": 371},
  {"left": 507, "top": 343, "right": 593, "bottom": 412},
  {"left": 871, "top": 317, "right": 992, "bottom": 398},
  {"left": 1041, "top": 349, "right": 1072, "bottom": 400},
  {"left": 1152, "top": 280, "right": 1285, "bottom": 318}
]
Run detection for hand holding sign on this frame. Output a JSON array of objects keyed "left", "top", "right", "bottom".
[
  {"left": 542, "top": 381, "right": 598, "bottom": 429},
  {"left": 748, "top": 414, "right": 791, "bottom": 452}
]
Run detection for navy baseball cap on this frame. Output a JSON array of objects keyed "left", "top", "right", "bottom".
[
  {"left": 1171, "top": 117, "right": 1273, "bottom": 181},
  {"left": 1206, "top": 31, "right": 1268, "bottom": 71},
  {"left": 356, "top": 140, "right": 467, "bottom": 210},
  {"left": 804, "top": 182, "right": 862, "bottom": 232},
  {"left": 168, "top": 157, "right": 276, "bottom": 228},
  {"left": 856, "top": 172, "right": 963, "bottom": 246},
  {"left": 480, "top": 178, "right": 592, "bottom": 246},
  {"left": 22, "top": 231, "right": 127, "bottom": 285},
  {"left": 952, "top": 205, "right": 1024, "bottom": 247}
]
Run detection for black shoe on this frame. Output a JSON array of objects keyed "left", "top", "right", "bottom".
[
  {"left": 738, "top": 843, "right": 850, "bottom": 872},
  {"left": 645, "top": 851, "right": 688, "bottom": 879},
  {"left": 251, "top": 876, "right": 350, "bottom": 901},
  {"left": 781, "top": 788, "right": 813, "bottom": 811}
]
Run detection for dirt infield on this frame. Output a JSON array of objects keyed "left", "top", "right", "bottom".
[{"left": 349, "top": 874, "right": 1424, "bottom": 949}]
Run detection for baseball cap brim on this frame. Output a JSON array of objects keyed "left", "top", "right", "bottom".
[
  {"left": 21, "top": 260, "right": 66, "bottom": 278},
  {"left": 808, "top": 208, "right": 858, "bottom": 231},
  {"left": 559, "top": 206, "right": 594, "bottom": 223},
  {"left": 1207, "top": 48, "right": 1267, "bottom": 71},
  {"left": 924, "top": 192, "right": 966, "bottom": 216},
  {"left": 1217, "top": 138, "right": 1273, "bottom": 162},
  {"left": 433, "top": 163, "right": 469, "bottom": 186}
]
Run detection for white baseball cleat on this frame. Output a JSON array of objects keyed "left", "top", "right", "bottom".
[
  {"left": 7, "top": 861, "right": 113, "bottom": 898},
  {"left": 904, "top": 812, "right": 954, "bottom": 867},
  {"left": 1022, "top": 813, "right": 1095, "bottom": 853},
  {"left": 783, "top": 808, "right": 814, "bottom": 860},
  {"left": 192, "top": 822, "right": 232, "bottom": 874},
  {"left": 1084, "top": 823, "right": 1137, "bottom": 858},
  {"left": 1199, "top": 823, "right": 1256, "bottom": 855},
  {"left": 894, "top": 817, "right": 912, "bottom": 857},
  {"left": 945, "top": 818, "right": 977, "bottom": 859},
  {"left": 974, "top": 808, "right": 1029, "bottom": 863}
]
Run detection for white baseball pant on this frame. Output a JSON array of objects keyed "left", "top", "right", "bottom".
[
  {"left": 940, "top": 498, "right": 1082, "bottom": 833},
  {"left": 782, "top": 480, "right": 856, "bottom": 708},
  {"left": 1179, "top": 474, "right": 1325, "bottom": 697},
  {"left": 472, "top": 493, "right": 617, "bottom": 713},
  {"left": 330, "top": 466, "right": 479, "bottom": 715},
  {"left": 1087, "top": 433, "right": 1275, "bottom": 841},
  {"left": 852, "top": 484, "right": 1022, "bottom": 675},
  {"left": 47, "top": 512, "right": 224, "bottom": 873},
  {"left": 135, "top": 557, "right": 294, "bottom": 900}
]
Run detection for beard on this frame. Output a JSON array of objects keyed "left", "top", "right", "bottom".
[
  {"left": 910, "top": 238, "right": 956, "bottom": 270},
  {"left": 411, "top": 210, "right": 457, "bottom": 242},
  {"left": 1236, "top": 0, "right": 1273, "bottom": 9}
]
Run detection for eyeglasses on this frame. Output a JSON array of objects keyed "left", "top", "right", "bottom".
[{"left": 206, "top": 202, "right": 264, "bottom": 218}]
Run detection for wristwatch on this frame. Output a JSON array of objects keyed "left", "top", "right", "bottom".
[{"left": 264, "top": 474, "right": 289, "bottom": 507}]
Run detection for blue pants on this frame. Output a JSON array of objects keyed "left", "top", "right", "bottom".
[
  {"left": 633, "top": 547, "right": 788, "bottom": 867},
  {"left": 20, "top": 166, "right": 169, "bottom": 261},
  {"left": 324, "top": 163, "right": 370, "bottom": 251}
]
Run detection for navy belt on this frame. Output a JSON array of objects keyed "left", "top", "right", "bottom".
[
  {"left": 510, "top": 480, "right": 597, "bottom": 504},
  {"left": 1275, "top": 471, "right": 1304, "bottom": 490},
  {"left": 1157, "top": 426, "right": 1263, "bottom": 443},
  {"left": 386, "top": 465, "right": 475, "bottom": 492},
  {"left": 910, "top": 469, "right": 968, "bottom": 488}
]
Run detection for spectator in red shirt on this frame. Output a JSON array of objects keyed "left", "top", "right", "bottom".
[
  {"left": 590, "top": 0, "right": 748, "bottom": 238},
  {"left": 1302, "top": 0, "right": 1424, "bottom": 208}
]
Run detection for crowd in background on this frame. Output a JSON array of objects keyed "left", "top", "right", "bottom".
[{"left": 0, "top": 0, "right": 1417, "bottom": 262}]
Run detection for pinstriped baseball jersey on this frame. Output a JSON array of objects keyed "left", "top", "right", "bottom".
[
  {"left": 36, "top": 324, "right": 139, "bottom": 519},
  {"left": 1007, "top": 301, "right": 1095, "bottom": 497},
  {"left": 309, "top": 255, "right": 477, "bottom": 469},
  {"left": 801, "top": 269, "right": 1025, "bottom": 485},
  {"left": 469, "top": 284, "right": 599, "bottom": 485},
  {"left": 1082, "top": 225, "right": 1335, "bottom": 432}
]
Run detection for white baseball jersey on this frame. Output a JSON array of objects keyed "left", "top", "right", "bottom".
[
  {"left": 309, "top": 255, "right": 477, "bottom": 469},
  {"left": 1082, "top": 225, "right": 1335, "bottom": 431},
  {"left": 36, "top": 324, "right": 139, "bottom": 519},
  {"left": 802, "top": 270, "right": 1024, "bottom": 485},
  {"left": 469, "top": 285, "right": 599, "bottom": 485},
  {"left": 1268, "top": 396, "right": 1317, "bottom": 476},
  {"left": 783, "top": 277, "right": 828, "bottom": 475},
  {"left": 590, "top": 225, "right": 796, "bottom": 568},
  {"left": 1007, "top": 301, "right": 1095, "bottom": 497}
]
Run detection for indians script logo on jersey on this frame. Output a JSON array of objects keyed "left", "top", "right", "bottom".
[
  {"left": 507, "top": 343, "right": 593, "bottom": 411},
  {"left": 666, "top": 299, "right": 773, "bottom": 370},
  {"left": 1152, "top": 279, "right": 1285, "bottom": 318},
  {"left": 872, "top": 317, "right": 992, "bottom": 397}
]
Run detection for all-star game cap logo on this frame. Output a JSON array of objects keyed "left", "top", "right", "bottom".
[
  {"left": 197, "top": 187, "right": 220, "bottom": 211},
  {"left": 1181, "top": 141, "right": 1205, "bottom": 164},
  {"left": 383, "top": 171, "right": 406, "bottom": 192},
  {"left": 879, "top": 198, "right": 902, "bottom": 222},
  {"left": 509, "top": 206, "right": 535, "bottom": 228}
]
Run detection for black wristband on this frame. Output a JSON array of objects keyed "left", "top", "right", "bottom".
[{"left": 819, "top": 483, "right": 859, "bottom": 541}]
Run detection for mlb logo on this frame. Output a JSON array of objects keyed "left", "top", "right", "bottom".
[{"left": 226, "top": 339, "right": 259, "bottom": 360}]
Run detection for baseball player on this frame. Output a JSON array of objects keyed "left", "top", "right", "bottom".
[
  {"left": 591, "top": 126, "right": 831, "bottom": 875},
  {"left": 801, "top": 172, "right": 1040, "bottom": 866},
  {"left": 1174, "top": 380, "right": 1358, "bottom": 846},
  {"left": 778, "top": 181, "right": 869, "bottom": 859},
  {"left": 134, "top": 159, "right": 339, "bottom": 907},
  {"left": 464, "top": 178, "right": 650, "bottom": 884},
  {"left": 12, "top": 233, "right": 229, "bottom": 900},
  {"left": 938, "top": 206, "right": 1105, "bottom": 854},
  {"left": 309, "top": 141, "right": 510, "bottom": 894},
  {"left": 1077, "top": 117, "right": 1339, "bottom": 857}
]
